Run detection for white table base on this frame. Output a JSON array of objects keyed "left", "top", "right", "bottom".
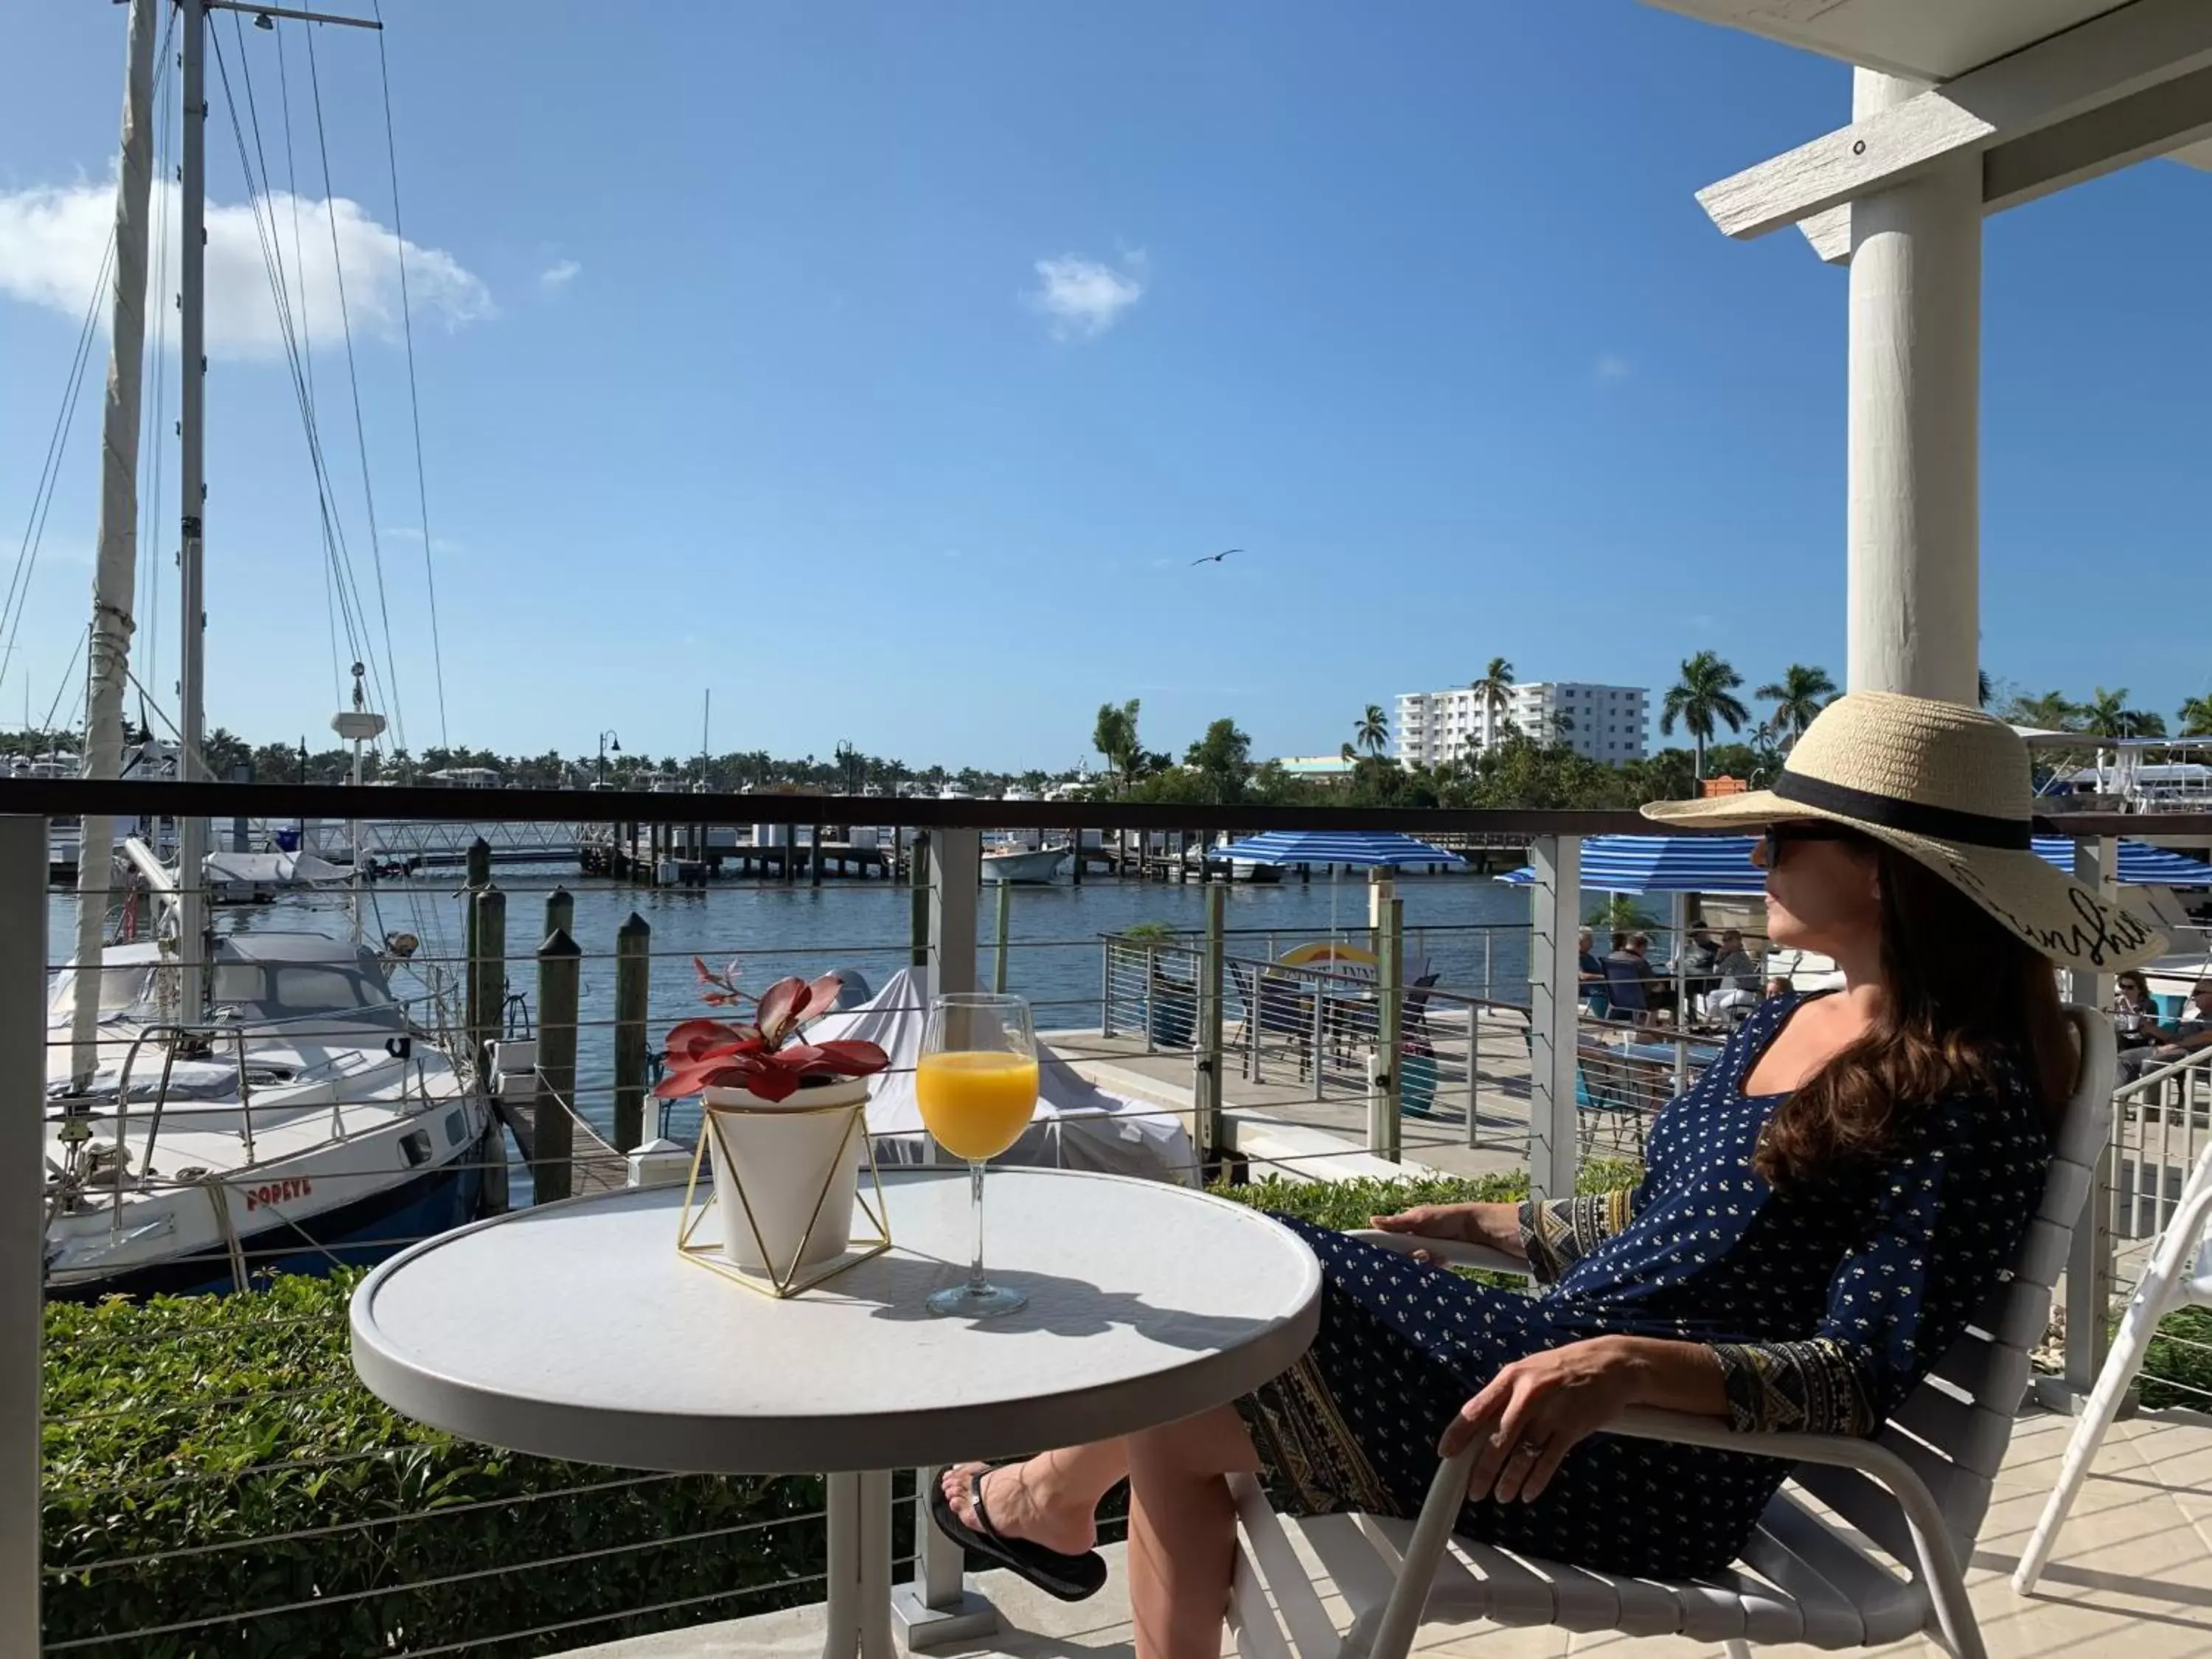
[
  {"left": 894, "top": 1487, "right": 1001, "bottom": 1649},
  {"left": 823, "top": 1472, "right": 895, "bottom": 1659}
]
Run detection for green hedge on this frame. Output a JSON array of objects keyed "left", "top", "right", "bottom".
[{"left": 41, "top": 1273, "right": 872, "bottom": 1659}]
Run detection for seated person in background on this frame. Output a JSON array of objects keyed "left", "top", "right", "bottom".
[
  {"left": 1632, "top": 932, "right": 1676, "bottom": 1018},
  {"left": 1703, "top": 929, "right": 1764, "bottom": 1020},
  {"left": 1577, "top": 929, "right": 1607, "bottom": 1006},
  {"left": 1677, "top": 926, "right": 1719, "bottom": 998},
  {"left": 1762, "top": 975, "right": 1792, "bottom": 1000},
  {"left": 1601, "top": 931, "right": 1649, "bottom": 1019},
  {"left": 2111, "top": 970, "right": 2163, "bottom": 1051},
  {"left": 2120, "top": 976, "right": 2212, "bottom": 1082}
]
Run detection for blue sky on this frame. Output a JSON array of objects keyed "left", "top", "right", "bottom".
[{"left": 3, "top": 1, "right": 2208, "bottom": 772}]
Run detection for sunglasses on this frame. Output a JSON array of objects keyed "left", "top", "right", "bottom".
[{"left": 1759, "top": 821, "right": 1858, "bottom": 868}]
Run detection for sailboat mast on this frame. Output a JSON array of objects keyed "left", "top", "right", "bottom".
[
  {"left": 174, "top": 0, "right": 209, "bottom": 1023},
  {"left": 68, "top": 0, "right": 158, "bottom": 1088}
]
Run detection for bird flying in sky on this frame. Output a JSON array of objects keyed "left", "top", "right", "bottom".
[{"left": 1189, "top": 548, "right": 1242, "bottom": 566}]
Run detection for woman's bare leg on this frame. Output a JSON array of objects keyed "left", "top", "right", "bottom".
[
  {"left": 939, "top": 1439, "right": 1130, "bottom": 1555},
  {"left": 1127, "top": 1405, "right": 1260, "bottom": 1659}
]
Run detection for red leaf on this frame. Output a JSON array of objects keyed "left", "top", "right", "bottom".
[
  {"left": 730, "top": 1061, "right": 800, "bottom": 1102},
  {"left": 808, "top": 1040, "right": 890, "bottom": 1077},
  {"left": 692, "top": 955, "right": 716, "bottom": 984},
  {"left": 754, "top": 976, "right": 808, "bottom": 1045},
  {"left": 666, "top": 1018, "right": 745, "bottom": 1060},
  {"left": 793, "top": 973, "right": 844, "bottom": 1028}
]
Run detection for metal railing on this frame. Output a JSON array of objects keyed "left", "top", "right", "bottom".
[{"left": 1, "top": 779, "right": 2195, "bottom": 1656}]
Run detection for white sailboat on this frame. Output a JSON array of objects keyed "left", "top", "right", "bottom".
[{"left": 41, "top": 0, "right": 492, "bottom": 1297}]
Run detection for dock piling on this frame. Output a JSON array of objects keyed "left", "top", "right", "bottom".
[
  {"left": 534, "top": 927, "right": 581, "bottom": 1203},
  {"left": 467, "top": 884, "right": 506, "bottom": 1076},
  {"left": 613, "top": 911, "right": 651, "bottom": 1152}
]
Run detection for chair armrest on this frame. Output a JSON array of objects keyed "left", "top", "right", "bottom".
[
  {"left": 1368, "top": 1405, "right": 1972, "bottom": 1659},
  {"left": 1605, "top": 1408, "right": 1965, "bottom": 1596},
  {"left": 1346, "top": 1228, "right": 1532, "bottom": 1278}
]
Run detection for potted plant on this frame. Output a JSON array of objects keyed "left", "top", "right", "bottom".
[{"left": 654, "top": 961, "right": 889, "bottom": 1281}]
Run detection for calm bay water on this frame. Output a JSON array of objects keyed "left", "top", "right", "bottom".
[{"left": 46, "top": 866, "right": 1539, "bottom": 1169}]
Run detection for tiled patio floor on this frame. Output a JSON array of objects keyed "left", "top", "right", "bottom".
[{"left": 583, "top": 1406, "right": 2212, "bottom": 1658}]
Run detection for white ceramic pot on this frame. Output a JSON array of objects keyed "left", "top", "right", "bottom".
[{"left": 700, "top": 1077, "right": 867, "bottom": 1277}]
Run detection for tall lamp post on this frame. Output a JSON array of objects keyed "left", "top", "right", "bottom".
[{"left": 597, "top": 728, "right": 622, "bottom": 785}]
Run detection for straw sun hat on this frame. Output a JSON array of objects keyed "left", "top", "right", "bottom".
[{"left": 1642, "top": 690, "right": 2166, "bottom": 973}]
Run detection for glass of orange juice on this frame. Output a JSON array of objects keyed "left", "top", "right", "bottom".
[{"left": 917, "top": 992, "right": 1040, "bottom": 1318}]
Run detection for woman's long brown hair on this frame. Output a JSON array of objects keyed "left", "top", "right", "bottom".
[{"left": 1756, "top": 838, "right": 2076, "bottom": 1186}]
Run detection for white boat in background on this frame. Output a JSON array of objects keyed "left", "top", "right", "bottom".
[
  {"left": 44, "top": 931, "right": 493, "bottom": 1298},
  {"left": 38, "top": 1, "right": 492, "bottom": 1296},
  {"left": 983, "top": 842, "right": 1071, "bottom": 883}
]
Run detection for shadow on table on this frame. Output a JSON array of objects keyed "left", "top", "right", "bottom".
[{"left": 850, "top": 1250, "right": 1292, "bottom": 1351}]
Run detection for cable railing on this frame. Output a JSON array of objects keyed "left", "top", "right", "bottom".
[{"left": 5, "top": 782, "right": 2202, "bottom": 1654}]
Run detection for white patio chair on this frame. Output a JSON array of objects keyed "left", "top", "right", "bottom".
[
  {"left": 1227, "top": 1006, "right": 2112, "bottom": 1659},
  {"left": 2014, "top": 1084, "right": 2212, "bottom": 1593}
]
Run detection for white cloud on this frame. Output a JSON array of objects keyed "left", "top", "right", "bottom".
[
  {"left": 382, "top": 525, "right": 463, "bottom": 555},
  {"left": 539, "top": 258, "right": 581, "bottom": 290},
  {"left": 0, "top": 175, "right": 492, "bottom": 360},
  {"left": 1028, "top": 251, "right": 1144, "bottom": 341},
  {"left": 1594, "top": 354, "right": 1630, "bottom": 382}
]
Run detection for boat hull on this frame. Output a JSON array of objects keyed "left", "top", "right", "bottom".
[
  {"left": 982, "top": 847, "right": 1070, "bottom": 883},
  {"left": 46, "top": 1133, "right": 494, "bottom": 1300}
]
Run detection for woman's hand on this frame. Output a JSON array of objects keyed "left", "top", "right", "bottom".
[
  {"left": 1438, "top": 1337, "right": 1641, "bottom": 1504},
  {"left": 1368, "top": 1201, "right": 1523, "bottom": 1263}
]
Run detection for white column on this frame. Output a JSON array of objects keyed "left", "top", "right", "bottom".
[
  {"left": 1846, "top": 68, "right": 1982, "bottom": 706},
  {"left": 1527, "top": 835, "right": 1582, "bottom": 1202},
  {"left": 1, "top": 818, "right": 48, "bottom": 1656}
]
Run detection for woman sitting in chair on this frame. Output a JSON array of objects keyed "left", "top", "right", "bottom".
[{"left": 930, "top": 694, "right": 2157, "bottom": 1659}]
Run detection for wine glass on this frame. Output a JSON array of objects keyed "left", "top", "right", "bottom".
[{"left": 917, "top": 992, "right": 1040, "bottom": 1318}]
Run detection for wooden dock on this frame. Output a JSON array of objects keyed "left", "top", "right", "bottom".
[{"left": 579, "top": 824, "right": 900, "bottom": 884}]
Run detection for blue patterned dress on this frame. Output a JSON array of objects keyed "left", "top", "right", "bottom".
[{"left": 1239, "top": 992, "right": 2051, "bottom": 1580}]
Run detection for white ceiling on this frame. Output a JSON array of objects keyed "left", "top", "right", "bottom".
[{"left": 1643, "top": 0, "right": 2212, "bottom": 170}]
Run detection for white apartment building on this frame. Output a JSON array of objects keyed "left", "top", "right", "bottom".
[{"left": 1393, "top": 681, "right": 1649, "bottom": 767}]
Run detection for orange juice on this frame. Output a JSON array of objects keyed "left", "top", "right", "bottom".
[{"left": 916, "top": 1052, "right": 1040, "bottom": 1161}]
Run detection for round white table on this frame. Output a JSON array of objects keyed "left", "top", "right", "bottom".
[{"left": 349, "top": 1166, "right": 1321, "bottom": 1659}]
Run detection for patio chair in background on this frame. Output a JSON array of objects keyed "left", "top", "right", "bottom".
[
  {"left": 1226, "top": 1007, "right": 2115, "bottom": 1659},
  {"left": 1228, "top": 959, "right": 1311, "bottom": 1082},
  {"left": 2015, "top": 1129, "right": 2212, "bottom": 1593}
]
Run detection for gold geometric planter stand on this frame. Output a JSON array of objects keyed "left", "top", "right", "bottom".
[{"left": 675, "top": 1096, "right": 891, "bottom": 1298}]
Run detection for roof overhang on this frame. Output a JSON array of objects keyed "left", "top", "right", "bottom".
[{"left": 1646, "top": 0, "right": 2212, "bottom": 262}]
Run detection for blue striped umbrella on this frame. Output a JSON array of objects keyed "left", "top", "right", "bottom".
[
  {"left": 1493, "top": 835, "right": 1762, "bottom": 894},
  {"left": 1496, "top": 833, "right": 2212, "bottom": 891},
  {"left": 2034, "top": 838, "right": 2212, "bottom": 888},
  {"left": 1211, "top": 830, "right": 1462, "bottom": 868}
]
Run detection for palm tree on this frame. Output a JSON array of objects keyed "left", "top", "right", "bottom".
[
  {"left": 1469, "top": 657, "right": 1514, "bottom": 750},
  {"left": 1091, "top": 698, "right": 1142, "bottom": 795},
  {"left": 1753, "top": 663, "right": 1835, "bottom": 750},
  {"left": 2180, "top": 695, "right": 2212, "bottom": 737},
  {"left": 1978, "top": 668, "right": 1993, "bottom": 709},
  {"left": 1354, "top": 704, "right": 1389, "bottom": 757},
  {"left": 1660, "top": 651, "right": 1748, "bottom": 779},
  {"left": 2003, "top": 689, "right": 2081, "bottom": 731},
  {"left": 2080, "top": 687, "right": 2167, "bottom": 740}
]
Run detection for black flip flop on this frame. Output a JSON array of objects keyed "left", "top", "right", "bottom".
[{"left": 925, "top": 1465, "right": 1108, "bottom": 1603}]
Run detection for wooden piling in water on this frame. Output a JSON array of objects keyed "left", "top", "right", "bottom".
[
  {"left": 534, "top": 927, "right": 581, "bottom": 1203},
  {"left": 909, "top": 834, "right": 931, "bottom": 970},
  {"left": 468, "top": 886, "right": 506, "bottom": 1071},
  {"left": 462, "top": 838, "right": 491, "bottom": 1054},
  {"left": 812, "top": 822, "right": 824, "bottom": 888},
  {"left": 613, "top": 912, "right": 651, "bottom": 1152},
  {"left": 544, "top": 884, "right": 573, "bottom": 941},
  {"left": 993, "top": 880, "right": 1012, "bottom": 994}
]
